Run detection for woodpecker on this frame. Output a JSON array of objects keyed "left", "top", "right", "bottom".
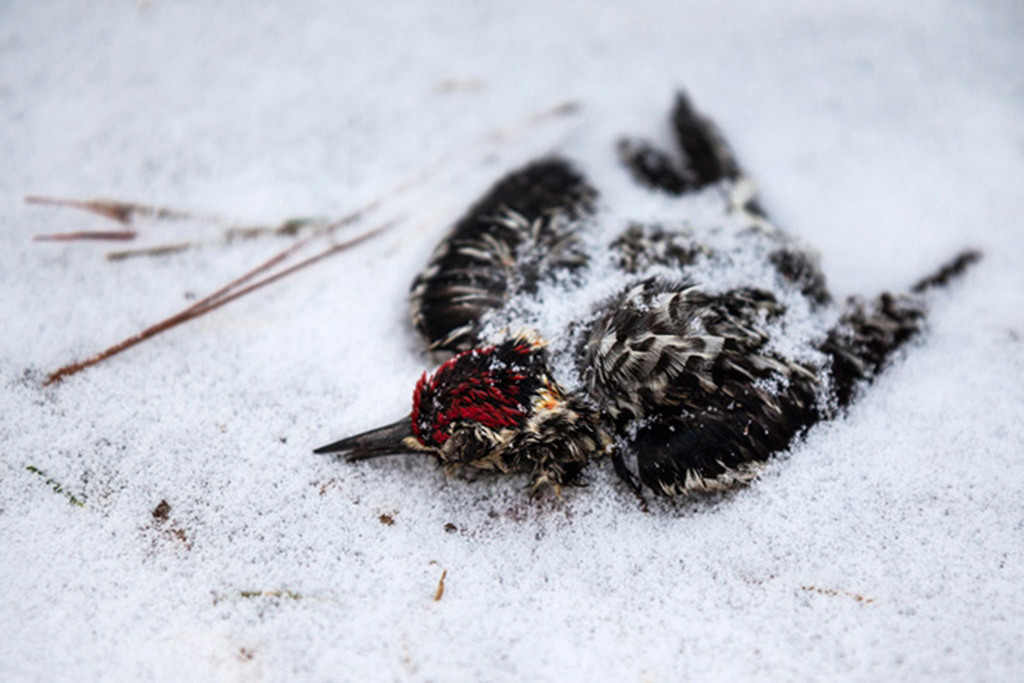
[{"left": 315, "top": 93, "right": 980, "bottom": 497}]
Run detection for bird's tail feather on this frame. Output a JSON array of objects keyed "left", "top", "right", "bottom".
[{"left": 820, "top": 249, "right": 981, "bottom": 408}]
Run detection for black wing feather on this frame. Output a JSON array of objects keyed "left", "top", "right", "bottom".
[{"left": 410, "top": 158, "right": 597, "bottom": 351}]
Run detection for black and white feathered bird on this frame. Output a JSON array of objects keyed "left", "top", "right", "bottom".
[{"left": 316, "top": 93, "right": 979, "bottom": 497}]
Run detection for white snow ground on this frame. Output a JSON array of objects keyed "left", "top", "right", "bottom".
[{"left": 2, "top": 1, "right": 1023, "bottom": 680}]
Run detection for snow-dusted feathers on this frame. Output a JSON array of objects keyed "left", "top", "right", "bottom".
[{"left": 321, "top": 92, "right": 976, "bottom": 497}]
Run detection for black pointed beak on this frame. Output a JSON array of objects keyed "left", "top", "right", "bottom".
[{"left": 313, "top": 418, "right": 417, "bottom": 460}]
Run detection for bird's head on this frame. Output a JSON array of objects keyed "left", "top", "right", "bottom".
[{"left": 315, "top": 334, "right": 608, "bottom": 489}]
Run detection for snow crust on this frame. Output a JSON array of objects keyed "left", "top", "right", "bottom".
[{"left": 2, "top": 1, "right": 1023, "bottom": 681}]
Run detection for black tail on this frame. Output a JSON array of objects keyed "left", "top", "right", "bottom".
[{"left": 820, "top": 249, "right": 981, "bottom": 408}]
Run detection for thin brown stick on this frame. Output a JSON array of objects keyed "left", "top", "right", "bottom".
[
  {"left": 105, "top": 218, "right": 329, "bottom": 261},
  {"left": 486, "top": 99, "right": 579, "bottom": 143},
  {"left": 25, "top": 195, "right": 223, "bottom": 225},
  {"left": 107, "top": 243, "right": 192, "bottom": 261},
  {"left": 28, "top": 195, "right": 331, "bottom": 257},
  {"left": 44, "top": 223, "right": 392, "bottom": 386},
  {"left": 33, "top": 230, "right": 137, "bottom": 242},
  {"left": 187, "top": 221, "right": 394, "bottom": 316},
  {"left": 179, "top": 215, "right": 367, "bottom": 319}
]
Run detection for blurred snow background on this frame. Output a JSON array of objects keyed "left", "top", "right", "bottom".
[{"left": 2, "top": 0, "right": 1023, "bottom": 680}]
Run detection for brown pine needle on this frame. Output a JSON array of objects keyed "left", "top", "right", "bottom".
[
  {"left": 107, "top": 243, "right": 193, "bottom": 261},
  {"left": 33, "top": 230, "right": 138, "bottom": 242},
  {"left": 185, "top": 221, "right": 394, "bottom": 317},
  {"left": 44, "top": 199, "right": 388, "bottom": 386},
  {"left": 25, "top": 195, "right": 223, "bottom": 225},
  {"left": 39, "top": 97, "right": 581, "bottom": 386},
  {"left": 44, "top": 222, "right": 393, "bottom": 386},
  {"left": 433, "top": 569, "right": 447, "bottom": 602},
  {"left": 106, "top": 219, "right": 329, "bottom": 261},
  {"left": 487, "top": 99, "right": 579, "bottom": 143},
  {"left": 27, "top": 195, "right": 329, "bottom": 258},
  {"left": 177, "top": 215, "right": 367, "bottom": 320}
]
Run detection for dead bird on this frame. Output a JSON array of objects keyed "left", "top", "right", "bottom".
[{"left": 315, "top": 93, "right": 979, "bottom": 497}]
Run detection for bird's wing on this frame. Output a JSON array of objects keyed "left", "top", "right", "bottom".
[
  {"left": 410, "top": 158, "right": 597, "bottom": 351},
  {"left": 581, "top": 280, "right": 823, "bottom": 495}
]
